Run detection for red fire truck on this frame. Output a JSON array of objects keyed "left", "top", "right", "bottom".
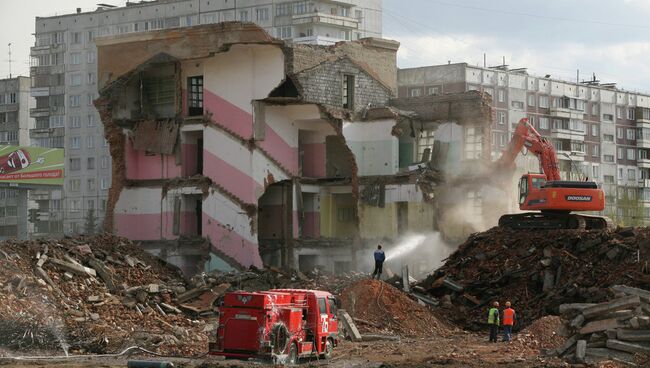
[{"left": 209, "top": 289, "right": 339, "bottom": 364}]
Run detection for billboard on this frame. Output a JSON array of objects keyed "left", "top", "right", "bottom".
[{"left": 0, "top": 145, "right": 64, "bottom": 186}]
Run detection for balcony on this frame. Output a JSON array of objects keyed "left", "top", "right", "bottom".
[
  {"left": 30, "top": 105, "right": 65, "bottom": 117},
  {"left": 550, "top": 128, "right": 585, "bottom": 141},
  {"left": 638, "top": 158, "right": 650, "bottom": 169},
  {"left": 31, "top": 87, "right": 49, "bottom": 97},
  {"left": 0, "top": 103, "right": 19, "bottom": 113},
  {"left": 50, "top": 85, "right": 65, "bottom": 95},
  {"left": 639, "top": 179, "right": 650, "bottom": 188},
  {"left": 292, "top": 12, "right": 359, "bottom": 29},
  {"left": 638, "top": 139, "right": 650, "bottom": 149},
  {"left": 550, "top": 107, "right": 585, "bottom": 120},
  {"left": 556, "top": 150, "right": 585, "bottom": 161},
  {"left": 293, "top": 35, "right": 345, "bottom": 45},
  {"left": 29, "top": 127, "right": 64, "bottom": 139},
  {"left": 31, "top": 65, "right": 65, "bottom": 76},
  {"left": 30, "top": 43, "right": 66, "bottom": 56}
]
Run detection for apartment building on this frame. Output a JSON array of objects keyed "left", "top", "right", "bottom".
[
  {"left": 0, "top": 77, "right": 33, "bottom": 239},
  {"left": 30, "top": 0, "right": 382, "bottom": 236},
  {"left": 398, "top": 63, "right": 650, "bottom": 226}
]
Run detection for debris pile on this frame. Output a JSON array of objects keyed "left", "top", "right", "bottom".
[
  {"left": 339, "top": 279, "right": 451, "bottom": 337},
  {"left": 556, "top": 285, "right": 650, "bottom": 365},
  {"left": 516, "top": 316, "right": 564, "bottom": 351},
  {"left": 0, "top": 235, "right": 207, "bottom": 356},
  {"left": 419, "top": 226, "right": 650, "bottom": 329}
]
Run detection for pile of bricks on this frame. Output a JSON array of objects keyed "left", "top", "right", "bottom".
[{"left": 557, "top": 285, "right": 650, "bottom": 365}]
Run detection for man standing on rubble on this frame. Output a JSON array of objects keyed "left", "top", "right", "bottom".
[
  {"left": 487, "top": 301, "right": 500, "bottom": 343},
  {"left": 502, "top": 301, "right": 516, "bottom": 342},
  {"left": 371, "top": 244, "right": 385, "bottom": 280}
]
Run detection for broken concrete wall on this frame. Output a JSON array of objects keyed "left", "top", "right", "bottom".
[
  {"left": 343, "top": 119, "right": 399, "bottom": 176},
  {"left": 397, "top": 63, "right": 468, "bottom": 97}
]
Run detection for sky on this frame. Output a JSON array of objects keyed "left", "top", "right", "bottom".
[{"left": 0, "top": 0, "right": 649, "bottom": 93}]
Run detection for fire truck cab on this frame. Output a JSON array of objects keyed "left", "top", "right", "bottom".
[{"left": 209, "top": 289, "right": 339, "bottom": 364}]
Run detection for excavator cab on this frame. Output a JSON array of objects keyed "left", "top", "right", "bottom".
[{"left": 518, "top": 174, "right": 546, "bottom": 205}]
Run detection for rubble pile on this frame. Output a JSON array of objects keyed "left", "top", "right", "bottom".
[
  {"left": 0, "top": 235, "right": 207, "bottom": 356},
  {"left": 339, "top": 279, "right": 451, "bottom": 337},
  {"left": 419, "top": 226, "right": 650, "bottom": 329},
  {"left": 516, "top": 316, "right": 564, "bottom": 351},
  {"left": 556, "top": 285, "right": 650, "bottom": 365}
]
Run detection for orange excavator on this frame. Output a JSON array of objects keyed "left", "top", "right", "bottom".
[{"left": 496, "top": 118, "right": 613, "bottom": 230}]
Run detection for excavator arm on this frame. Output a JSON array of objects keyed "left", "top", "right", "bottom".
[{"left": 497, "top": 118, "right": 561, "bottom": 181}]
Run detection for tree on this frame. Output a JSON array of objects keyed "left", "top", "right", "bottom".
[{"left": 84, "top": 208, "right": 96, "bottom": 235}]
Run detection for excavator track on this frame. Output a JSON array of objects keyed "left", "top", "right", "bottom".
[{"left": 498, "top": 212, "right": 615, "bottom": 231}]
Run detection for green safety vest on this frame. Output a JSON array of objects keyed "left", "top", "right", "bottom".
[{"left": 487, "top": 308, "right": 500, "bottom": 325}]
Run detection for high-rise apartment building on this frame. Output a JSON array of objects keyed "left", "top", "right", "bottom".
[
  {"left": 0, "top": 76, "right": 33, "bottom": 239},
  {"left": 398, "top": 63, "right": 650, "bottom": 226},
  {"left": 30, "top": 0, "right": 383, "bottom": 235}
]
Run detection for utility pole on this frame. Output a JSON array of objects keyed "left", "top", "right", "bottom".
[{"left": 8, "top": 43, "right": 12, "bottom": 78}]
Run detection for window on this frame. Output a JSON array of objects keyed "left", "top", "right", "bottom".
[
  {"left": 277, "top": 2, "right": 292, "bottom": 16},
  {"left": 87, "top": 157, "right": 95, "bottom": 170},
  {"left": 69, "top": 95, "right": 80, "bottom": 107},
  {"left": 539, "top": 95, "right": 549, "bottom": 108},
  {"left": 71, "top": 136, "right": 80, "bottom": 149},
  {"left": 511, "top": 101, "right": 524, "bottom": 109},
  {"left": 627, "top": 128, "right": 636, "bottom": 140},
  {"left": 87, "top": 72, "right": 95, "bottom": 85},
  {"left": 571, "top": 141, "right": 585, "bottom": 153},
  {"left": 604, "top": 175, "right": 614, "bottom": 183},
  {"left": 603, "top": 114, "right": 614, "bottom": 121},
  {"left": 70, "top": 53, "right": 81, "bottom": 65},
  {"left": 539, "top": 117, "right": 549, "bottom": 130},
  {"left": 117, "top": 24, "right": 130, "bottom": 34},
  {"left": 70, "top": 200, "right": 80, "bottom": 213},
  {"left": 591, "top": 124, "right": 599, "bottom": 137},
  {"left": 592, "top": 145, "right": 599, "bottom": 157},
  {"left": 528, "top": 95, "right": 535, "bottom": 106},
  {"left": 464, "top": 127, "right": 482, "bottom": 160},
  {"left": 498, "top": 112, "right": 506, "bottom": 125},
  {"left": 410, "top": 88, "right": 421, "bottom": 97},
  {"left": 50, "top": 115, "right": 64, "bottom": 128},
  {"left": 202, "top": 13, "right": 218, "bottom": 24},
  {"left": 87, "top": 94, "right": 94, "bottom": 106},
  {"left": 592, "top": 166, "right": 599, "bottom": 180},
  {"left": 187, "top": 76, "right": 203, "bottom": 116},
  {"left": 617, "top": 127, "right": 624, "bottom": 139},
  {"left": 628, "top": 108, "right": 636, "bottom": 120},
  {"left": 640, "top": 149, "right": 648, "bottom": 160},
  {"left": 101, "top": 177, "right": 110, "bottom": 190},
  {"left": 87, "top": 178, "right": 96, "bottom": 191},
  {"left": 428, "top": 86, "right": 439, "bottom": 96},
  {"left": 69, "top": 158, "right": 81, "bottom": 170},
  {"left": 69, "top": 179, "right": 80, "bottom": 191},
  {"left": 617, "top": 106, "right": 624, "bottom": 119},
  {"left": 239, "top": 10, "right": 249, "bottom": 21},
  {"left": 618, "top": 168, "right": 624, "bottom": 180},
  {"left": 418, "top": 129, "right": 435, "bottom": 160},
  {"left": 627, "top": 148, "right": 635, "bottom": 160},
  {"left": 5, "top": 207, "right": 17, "bottom": 217},
  {"left": 570, "top": 119, "right": 585, "bottom": 133},
  {"left": 71, "top": 32, "right": 81, "bottom": 44},
  {"left": 256, "top": 8, "right": 269, "bottom": 21},
  {"left": 593, "top": 103, "right": 600, "bottom": 116},
  {"left": 86, "top": 136, "right": 94, "bottom": 149},
  {"left": 87, "top": 51, "right": 95, "bottom": 64},
  {"left": 70, "top": 116, "right": 81, "bottom": 128},
  {"left": 328, "top": 297, "right": 337, "bottom": 316},
  {"left": 53, "top": 32, "right": 64, "bottom": 44},
  {"left": 628, "top": 169, "right": 636, "bottom": 180},
  {"left": 603, "top": 134, "right": 614, "bottom": 142},
  {"left": 86, "top": 30, "right": 95, "bottom": 43},
  {"left": 343, "top": 74, "right": 354, "bottom": 109},
  {"left": 101, "top": 156, "right": 109, "bottom": 169},
  {"left": 617, "top": 147, "right": 623, "bottom": 159},
  {"left": 87, "top": 115, "right": 95, "bottom": 127},
  {"left": 70, "top": 74, "right": 82, "bottom": 86},
  {"left": 498, "top": 90, "right": 505, "bottom": 102},
  {"left": 278, "top": 26, "right": 292, "bottom": 39}
]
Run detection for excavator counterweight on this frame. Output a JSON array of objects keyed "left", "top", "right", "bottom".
[{"left": 496, "top": 118, "right": 614, "bottom": 231}]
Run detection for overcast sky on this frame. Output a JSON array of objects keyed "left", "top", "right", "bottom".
[{"left": 1, "top": 0, "right": 649, "bottom": 93}]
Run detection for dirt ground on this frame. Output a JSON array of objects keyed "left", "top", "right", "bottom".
[{"left": 0, "top": 329, "right": 570, "bottom": 368}]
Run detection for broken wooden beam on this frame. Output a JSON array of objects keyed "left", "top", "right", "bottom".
[
  {"left": 617, "top": 328, "right": 650, "bottom": 342},
  {"left": 606, "top": 338, "right": 650, "bottom": 355},
  {"left": 48, "top": 258, "right": 96, "bottom": 277},
  {"left": 579, "top": 318, "right": 628, "bottom": 335}
]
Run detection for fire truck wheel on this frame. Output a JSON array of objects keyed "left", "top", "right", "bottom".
[
  {"left": 271, "top": 323, "right": 290, "bottom": 354},
  {"left": 288, "top": 342, "right": 298, "bottom": 365},
  {"left": 323, "top": 338, "right": 333, "bottom": 359}
]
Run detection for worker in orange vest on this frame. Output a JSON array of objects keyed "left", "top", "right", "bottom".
[{"left": 502, "top": 301, "right": 516, "bottom": 342}]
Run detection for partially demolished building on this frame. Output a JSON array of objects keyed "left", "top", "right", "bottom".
[{"left": 95, "top": 22, "right": 495, "bottom": 276}]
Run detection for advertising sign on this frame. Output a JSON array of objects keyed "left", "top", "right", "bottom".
[{"left": 0, "top": 145, "right": 64, "bottom": 186}]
